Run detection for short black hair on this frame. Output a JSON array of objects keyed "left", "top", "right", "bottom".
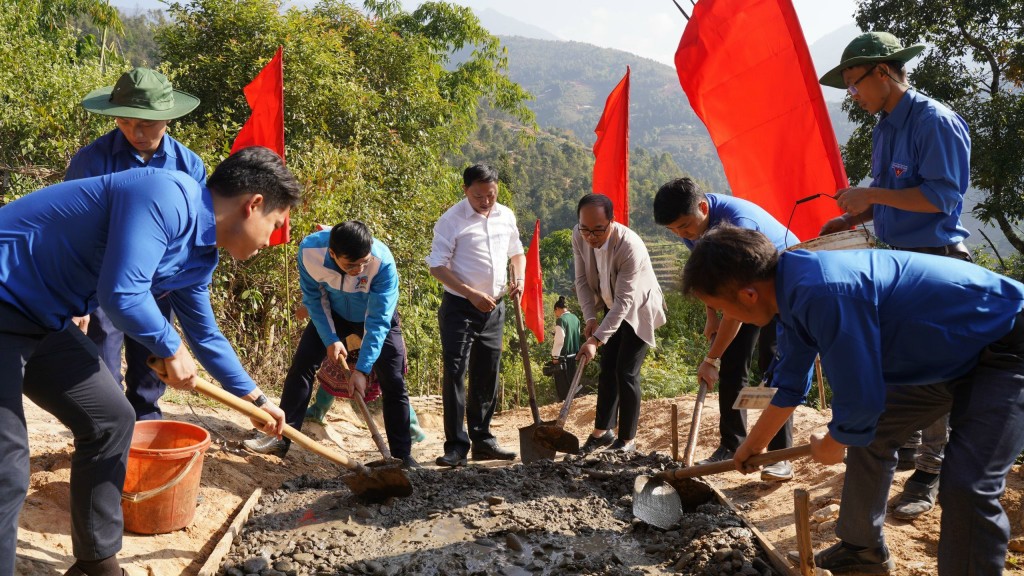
[
  {"left": 329, "top": 220, "right": 373, "bottom": 261},
  {"left": 554, "top": 295, "right": 567, "bottom": 310},
  {"left": 577, "top": 194, "right": 614, "bottom": 220},
  {"left": 653, "top": 177, "right": 705, "bottom": 225},
  {"left": 880, "top": 60, "right": 906, "bottom": 80},
  {"left": 207, "top": 147, "right": 302, "bottom": 212},
  {"left": 682, "top": 224, "right": 779, "bottom": 297},
  {"left": 463, "top": 164, "right": 499, "bottom": 187}
]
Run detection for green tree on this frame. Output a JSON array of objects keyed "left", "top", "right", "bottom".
[{"left": 848, "top": 0, "right": 1024, "bottom": 252}]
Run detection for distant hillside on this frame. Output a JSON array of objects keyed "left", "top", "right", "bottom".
[{"left": 475, "top": 8, "right": 559, "bottom": 40}]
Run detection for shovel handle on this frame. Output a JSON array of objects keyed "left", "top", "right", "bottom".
[
  {"left": 511, "top": 295, "right": 542, "bottom": 424},
  {"left": 334, "top": 355, "right": 392, "bottom": 460},
  {"left": 147, "top": 357, "right": 370, "bottom": 474},
  {"left": 682, "top": 381, "right": 708, "bottom": 466},
  {"left": 657, "top": 444, "right": 813, "bottom": 481},
  {"left": 555, "top": 358, "right": 588, "bottom": 427}
]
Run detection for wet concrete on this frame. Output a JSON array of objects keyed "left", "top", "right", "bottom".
[{"left": 216, "top": 451, "right": 779, "bottom": 575}]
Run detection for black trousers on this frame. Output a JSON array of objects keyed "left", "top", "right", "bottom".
[
  {"left": 0, "top": 303, "right": 135, "bottom": 571},
  {"left": 438, "top": 292, "right": 504, "bottom": 456},
  {"left": 594, "top": 321, "right": 650, "bottom": 441},
  {"left": 279, "top": 312, "right": 412, "bottom": 458},
  {"left": 718, "top": 318, "right": 793, "bottom": 452}
]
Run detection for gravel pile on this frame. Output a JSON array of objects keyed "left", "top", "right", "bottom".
[{"left": 217, "top": 451, "right": 780, "bottom": 576}]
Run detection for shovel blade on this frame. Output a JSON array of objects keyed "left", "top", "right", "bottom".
[
  {"left": 533, "top": 424, "right": 580, "bottom": 454},
  {"left": 341, "top": 466, "right": 412, "bottom": 502},
  {"left": 632, "top": 475, "right": 682, "bottom": 530},
  {"left": 519, "top": 423, "right": 556, "bottom": 464}
]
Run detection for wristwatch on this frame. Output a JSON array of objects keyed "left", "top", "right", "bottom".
[
  {"left": 703, "top": 356, "right": 721, "bottom": 370},
  {"left": 253, "top": 394, "right": 269, "bottom": 408}
]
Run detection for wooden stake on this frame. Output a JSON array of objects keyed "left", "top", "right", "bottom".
[
  {"left": 814, "top": 356, "right": 826, "bottom": 410},
  {"left": 671, "top": 403, "right": 679, "bottom": 461},
  {"left": 794, "top": 489, "right": 815, "bottom": 576}
]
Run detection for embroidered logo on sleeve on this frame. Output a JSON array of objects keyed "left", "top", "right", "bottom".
[{"left": 891, "top": 162, "right": 908, "bottom": 178}]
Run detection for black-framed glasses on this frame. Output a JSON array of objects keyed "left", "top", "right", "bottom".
[
  {"left": 579, "top": 226, "right": 609, "bottom": 238},
  {"left": 846, "top": 64, "right": 877, "bottom": 96}
]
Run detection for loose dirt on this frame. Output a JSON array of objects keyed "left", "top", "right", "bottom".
[{"left": 15, "top": 390, "right": 1024, "bottom": 575}]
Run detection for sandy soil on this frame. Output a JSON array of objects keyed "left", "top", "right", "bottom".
[{"left": 15, "top": 388, "right": 1024, "bottom": 575}]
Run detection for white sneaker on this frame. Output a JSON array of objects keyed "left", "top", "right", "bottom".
[
  {"left": 761, "top": 460, "right": 794, "bottom": 481},
  {"left": 243, "top": 434, "right": 289, "bottom": 457}
]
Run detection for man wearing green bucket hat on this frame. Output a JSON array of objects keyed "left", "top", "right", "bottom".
[
  {"left": 813, "top": 31, "right": 973, "bottom": 573},
  {"left": 66, "top": 67, "right": 207, "bottom": 423}
]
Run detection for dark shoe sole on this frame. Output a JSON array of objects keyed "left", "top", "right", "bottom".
[
  {"left": 470, "top": 451, "right": 517, "bottom": 461},
  {"left": 435, "top": 456, "right": 467, "bottom": 467}
]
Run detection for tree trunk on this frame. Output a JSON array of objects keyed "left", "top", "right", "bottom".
[{"left": 994, "top": 213, "right": 1024, "bottom": 254}]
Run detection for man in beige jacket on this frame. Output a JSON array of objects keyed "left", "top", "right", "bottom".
[{"left": 573, "top": 194, "right": 667, "bottom": 453}]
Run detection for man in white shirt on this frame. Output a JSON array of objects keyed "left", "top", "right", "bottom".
[{"left": 427, "top": 164, "right": 526, "bottom": 466}]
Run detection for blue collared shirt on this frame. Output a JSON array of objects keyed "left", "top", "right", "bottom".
[
  {"left": 0, "top": 168, "right": 256, "bottom": 396},
  {"left": 770, "top": 249, "right": 1024, "bottom": 447},
  {"left": 870, "top": 89, "right": 971, "bottom": 248},
  {"left": 681, "top": 194, "right": 800, "bottom": 251},
  {"left": 298, "top": 231, "right": 400, "bottom": 374},
  {"left": 65, "top": 128, "right": 207, "bottom": 184}
]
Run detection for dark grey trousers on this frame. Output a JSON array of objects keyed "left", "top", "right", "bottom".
[
  {"left": 0, "top": 303, "right": 135, "bottom": 573},
  {"left": 594, "top": 321, "right": 649, "bottom": 441}
]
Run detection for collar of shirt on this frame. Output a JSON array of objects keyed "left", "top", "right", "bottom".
[
  {"left": 459, "top": 197, "right": 504, "bottom": 220},
  {"left": 111, "top": 129, "right": 175, "bottom": 164},
  {"left": 878, "top": 88, "right": 917, "bottom": 131}
]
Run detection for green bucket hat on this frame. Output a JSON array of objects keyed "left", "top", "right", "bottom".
[
  {"left": 80, "top": 67, "right": 200, "bottom": 120},
  {"left": 819, "top": 31, "right": 925, "bottom": 89}
]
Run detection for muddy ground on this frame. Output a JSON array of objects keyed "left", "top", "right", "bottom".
[{"left": 15, "top": 390, "right": 1024, "bottom": 575}]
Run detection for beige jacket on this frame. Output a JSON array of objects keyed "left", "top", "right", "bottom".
[{"left": 572, "top": 222, "right": 667, "bottom": 347}]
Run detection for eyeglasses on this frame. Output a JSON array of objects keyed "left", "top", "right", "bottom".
[
  {"left": 846, "top": 65, "right": 877, "bottom": 96},
  {"left": 338, "top": 257, "right": 371, "bottom": 273},
  {"left": 579, "top": 226, "right": 609, "bottom": 238}
]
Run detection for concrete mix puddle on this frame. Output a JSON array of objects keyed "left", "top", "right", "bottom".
[{"left": 217, "top": 452, "right": 780, "bottom": 575}]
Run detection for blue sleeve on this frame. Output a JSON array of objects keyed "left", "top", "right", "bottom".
[
  {"left": 298, "top": 251, "right": 340, "bottom": 348},
  {"left": 916, "top": 115, "right": 970, "bottom": 214},
  {"left": 770, "top": 322, "right": 816, "bottom": 408},
  {"left": 96, "top": 179, "right": 186, "bottom": 358},
  {"left": 168, "top": 284, "right": 257, "bottom": 396},
  {"left": 356, "top": 259, "right": 399, "bottom": 374}
]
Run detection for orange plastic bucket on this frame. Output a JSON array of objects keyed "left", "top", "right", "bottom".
[{"left": 121, "top": 420, "right": 211, "bottom": 534}]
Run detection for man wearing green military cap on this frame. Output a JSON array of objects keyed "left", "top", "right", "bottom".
[
  {"left": 812, "top": 31, "right": 973, "bottom": 574},
  {"left": 66, "top": 67, "right": 207, "bottom": 423}
]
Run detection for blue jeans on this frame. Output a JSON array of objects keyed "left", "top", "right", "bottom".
[
  {"left": 0, "top": 303, "right": 134, "bottom": 572},
  {"left": 837, "top": 313, "right": 1024, "bottom": 574}
]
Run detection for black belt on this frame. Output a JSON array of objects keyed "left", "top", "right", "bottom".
[{"left": 895, "top": 242, "right": 972, "bottom": 262}]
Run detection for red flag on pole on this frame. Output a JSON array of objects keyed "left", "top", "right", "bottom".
[
  {"left": 674, "top": 0, "right": 846, "bottom": 241},
  {"left": 593, "top": 66, "right": 631, "bottom": 226},
  {"left": 521, "top": 219, "right": 545, "bottom": 342},
  {"left": 231, "top": 46, "right": 289, "bottom": 245}
]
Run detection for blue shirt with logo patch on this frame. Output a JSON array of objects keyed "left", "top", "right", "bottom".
[
  {"left": 298, "top": 230, "right": 399, "bottom": 374},
  {"left": 680, "top": 193, "right": 800, "bottom": 251},
  {"left": 65, "top": 128, "right": 207, "bottom": 184},
  {"left": 870, "top": 89, "right": 970, "bottom": 248},
  {"left": 0, "top": 168, "right": 257, "bottom": 396},
  {"left": 770, "top": 249, "right": 1023, "bottom": 447}
]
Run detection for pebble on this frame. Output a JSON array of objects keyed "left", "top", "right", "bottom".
[
  {"left": 487, "top": 495, "right": 505, "bottom": 505},
  {"left": 1010, "top": 538, "right": 1024, "bottom": 553},
  {"left": 505, "top": 533, "right": 525, "bottom": 552},
  {"left": 242, "top": 557, "right": 268, "bottom": 573},
  {"left": 292, "top": 552, "right": 315, "bottom": 563},
  {"left": 272, "top": 559, "right": 294, "bottom": 572}
]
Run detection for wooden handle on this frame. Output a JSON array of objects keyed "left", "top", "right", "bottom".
[
  {"left": 657, "top": 444, "right": 813, "bottom": 481},
  {"left": 333, "top": 354, "right": 391, "bottom": 460},
  {"left": 794, "top": 489, "right": 816, "bottom": 576},
  {"left": 555, "top": 359, "right": 587, "bottom": 427},
  {"left": 147, "top": 357, "right": 367, "bottom": 473},
  {"left": 511, "top": 296, "right": 542, "bottom": 424},
  {"left": 682, "top": 381, "right": 708, "bottom": 466}
]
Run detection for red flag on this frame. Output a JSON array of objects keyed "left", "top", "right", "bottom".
[
  {"left": 674, "top": 0, "right": 847, "bottom": 241},
  {"left": 593, "top": 67, "right": 630, "bottom": 226},
  {"left": 231, "top": 46, "right": 289, "bottom": 245},
  {"left": 521, "top": 220, "right": 544, "bottom": 342}
]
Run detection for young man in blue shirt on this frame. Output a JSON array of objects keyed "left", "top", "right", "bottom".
[
  {"left": 683, "top": 224, "right": 1024, "bottom": 575},
  {"left": 0, "top": 146, "right": 301, "bottom": 576},
  {"left": 245, "top": 221, "right": 417, "bottom": 468},
  {"left": 653, "top": 177, "right": 799, "bottom": 481},
  {"left": 66, "top": 67, "right": 207, "bottom": 422},
  {"left": 819, "top": 31, "right": 974, "bottom": 520}
]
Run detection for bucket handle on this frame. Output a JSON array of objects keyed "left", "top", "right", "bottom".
[{"left": 121, "top": 450, "right": 202, "bottom": 504}]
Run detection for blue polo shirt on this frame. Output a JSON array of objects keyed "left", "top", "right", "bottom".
[
  {"left": 681, "top": 194, "right": 800, "bottom": 251},
  {"left": 298, "top": 231, "right": 399, "bottom": 374},
  {"left": 770, "top": 249, "right": 1024, "bottom": 447},
  {"left": 0, "top": 168, "right": 256, "bottom": 396},
  {"left": 870, "top": 89, "right": 971, "bottom": 248},
  {"left": 65, "top": 128, "right": 207, "bottom": 184}
]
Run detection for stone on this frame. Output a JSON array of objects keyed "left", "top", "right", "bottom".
[
  {"left": 272, "top": 559, "right": 294, "bottom": 572},
  {"left": 242, "top": 557, "right": 269, "bottom": 573},
  {"left": 505, "top": 533, "right": 525, "bottom": 552},
  {"left": 292, "top": 553, "right": 315, "bottom": 564}
]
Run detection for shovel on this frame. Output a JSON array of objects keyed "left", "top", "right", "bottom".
[
  {"left": 633, "top": 444, "right": 812, "bottom": 529},
  {"left": 533, "top": 359, "right": 588, "bottom": 454},
  {"left": 511, "top": 296, "right": 556, "bottom": 464},
  {"left": 147, "top": 358, "right": 412, "bottom": 502},
  {"left": 681, "top": 380, "right": 709, "bottom": 466},
  {"left": 334, "top": 354, "right": 403, "bottom": 468}
]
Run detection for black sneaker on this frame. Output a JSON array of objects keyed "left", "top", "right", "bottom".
[
  {"left": 400, "top": 455, "right": 422, "bottom": 469},
  {"left": 609, "top": 438, "right": 635, "bottom": 453},
  {"left": 579, "top": 431, "right": 616, "bottom": 454},
  {"left": 697, "top": 445, "right": 734, "bottom": 465},
  {"left": 435, "top": 450, "right": 467, "bottom": 467},
  {"left": 815, "top": 541, "right": 895, "bottom": 574}
]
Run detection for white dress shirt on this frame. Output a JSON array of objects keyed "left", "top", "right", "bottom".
[
  {"left": 426, "top": 198, "right": 524, "bottom": 299},
  {"left": 594, "top": 233, "right": 615, "bottom": 311},
  {"left": 551, "top": 324, "right": 565, "bottom": 358}
]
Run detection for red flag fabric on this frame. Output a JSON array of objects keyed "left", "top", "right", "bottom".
[
  {"left": 674, "top": 0, "right": 847, "bottom": 241},
  {"left": 231, "top": 46, "right": 289, "bottom": 245},
  {"left": 521, "top": 220, "right": 545, "bottom": 342},
  {"left": 593, "top": 67, "right": 631, "bottom": 226}
]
